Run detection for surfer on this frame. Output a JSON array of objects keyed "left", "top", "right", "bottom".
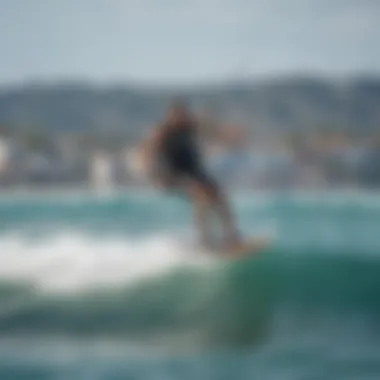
[{"left": 140, "top": 102, "right": 243, "bottom": 251}]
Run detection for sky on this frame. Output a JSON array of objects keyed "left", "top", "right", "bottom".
[{"left": 1, "top": 0, "right": 379, "bottom": 86}]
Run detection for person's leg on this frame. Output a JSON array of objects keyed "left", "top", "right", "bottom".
[
  {"left": 187, "top": 180, "right": 215, "bottom": 248},
  {"left": 150, "top": 160, "right": 180, "bottom": 191},
  {"left": 188, "top": 178, "right": 241, "bottom": 249},
  {"left": 213, "top": 187, "right": 241, "bottom": 246},
  {"left": 150, "top": 161, "right": 213, "bottom": 246},
  {"left": 194, "top": 197, "right": 215, "bottom": 248}
]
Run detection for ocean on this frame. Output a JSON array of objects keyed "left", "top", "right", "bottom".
[{"left": 0, "top": 189, "right": 379, "bottom": 380}]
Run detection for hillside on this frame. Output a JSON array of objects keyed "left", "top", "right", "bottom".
[{"left": 1, "top": 76, "right": 380, "bottom": 139}]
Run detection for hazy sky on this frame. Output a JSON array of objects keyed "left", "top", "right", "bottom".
[{"left": 1, "top": 0, "right": 379, "bottom": 85}]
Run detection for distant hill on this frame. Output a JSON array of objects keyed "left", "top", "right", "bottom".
[{"left": 1, "top": 77, "right": 380, "bottom": 139}]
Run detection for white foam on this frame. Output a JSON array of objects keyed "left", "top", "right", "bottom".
[{"left": 0, "top": 232, "right": 215, "bottom": 294}]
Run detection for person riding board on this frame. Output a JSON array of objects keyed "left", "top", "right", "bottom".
[{"left": 140, "top": 102, "right": 243, "bottom": 251}]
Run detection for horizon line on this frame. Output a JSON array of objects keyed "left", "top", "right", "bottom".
[{"left": 1, "top": 70, "right": 380, "bottom": 91}]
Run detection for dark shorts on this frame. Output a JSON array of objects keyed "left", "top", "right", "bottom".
[{"left": 155, "top": 153, "right": 217, "bottom": 191}]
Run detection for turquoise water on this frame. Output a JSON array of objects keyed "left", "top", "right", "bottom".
[{"left": 0, "top": 190, "right": 380, "bottom": 379}]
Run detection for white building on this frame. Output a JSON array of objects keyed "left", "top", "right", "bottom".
[
  {"left": 90, "top": 151, "right": 114, "bottom": 191},
  {"left": 0, "top": 138, "right": 11, "bottom": 181}
]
